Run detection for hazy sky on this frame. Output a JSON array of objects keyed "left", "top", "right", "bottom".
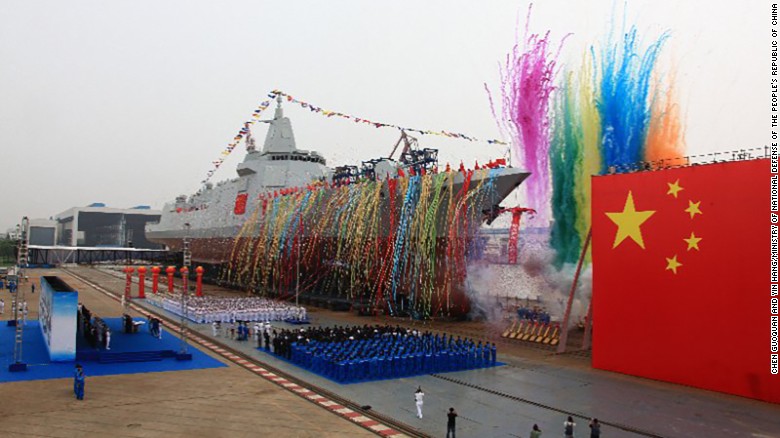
[{"left": 0, "top": 1, "right": 766, "bottom": 230}]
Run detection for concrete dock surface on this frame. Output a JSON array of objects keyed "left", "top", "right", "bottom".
[{"left": 1, "top": 266, "right": 778, "bottom": 438}]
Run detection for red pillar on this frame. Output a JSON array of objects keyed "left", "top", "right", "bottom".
[
  {"left": 151, "top": 266, "right": 160, "bottom": 294},
  {"left": 123, "top": 266, "right": 134, "bottom": 301},
  {"left": 195, "top": 266, "right": 204, "bottom": 297},
  {"left": 180, "top": 267, "right": 189, "bottom": 295},
  {"left": 166, "top": 266, "right": 176, "bottom": 293},
  {"left": 137, "top": 266, "right": 147, "bottom": 299}
]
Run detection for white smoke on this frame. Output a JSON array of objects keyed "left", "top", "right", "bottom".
[{"left": 465, "top": 244, "right": 593, "bottom": 329}]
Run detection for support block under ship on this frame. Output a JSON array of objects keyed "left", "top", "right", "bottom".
[{"left": 146, "top": 97, "right": 529, "bottom": 317}]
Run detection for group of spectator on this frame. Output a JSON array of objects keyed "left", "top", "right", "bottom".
[
  {"left": 527, "top": 417, "right": 601, "bottom": 438},
  {"left": 267, "top": 324, "right": 498, "bottom": 383},
  {"left": 152, "top": 295, "right": 307, "bottom": 324},
  {"left": 78, "top": 304, "right": 111, "bottom": 350},
  {"left": 516, "top": 306, "right": 552, "bottom": 324}
]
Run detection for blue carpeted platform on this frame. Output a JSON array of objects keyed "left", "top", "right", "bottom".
[
  {"left": 0, "top": 319, "right": 226, "bottom": 383},
  {"left": 257, "top": 347, "right": 505, "bottom": 385}
]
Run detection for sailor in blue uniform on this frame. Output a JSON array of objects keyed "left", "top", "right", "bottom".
[{"left": 74, "top": 364, "right": 85, "bottom": 400}]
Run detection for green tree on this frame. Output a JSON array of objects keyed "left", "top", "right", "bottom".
[{"left": 0, "top": 238, "right": 17, "bottom": 265}]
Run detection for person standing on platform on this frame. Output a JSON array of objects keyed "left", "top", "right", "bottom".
[
  {"left": 74, "top": 364, "right": 85, "bottom": 400},
  {"left": 22, "top": 305, "right": 28, "bottom": 325},
  {"left": 446, "top": 407, "right": 457, "bottom": 438},
  {"left": 0, "top": 298, "right": 4, "bottom": 314},
  {"left": 151, "top": 319, "right": 160, "bottom": 339},
  {"left": 589, "top": 419, "right": 601, "bottom": 438},
  {"left": 105, "top": 328, "right": 111, "bottom": 350},
  {"left": 414, "top": 386, "right": 425, "bottom": 419},
  {"left": 529, "top": 424, "right": 542, "bottom": 438},
  {"left": 564, "top": 416, "right": 576, "bottom": 438},
  {"left": 263, "top": 328, "right": 271, "bottom": 351}
]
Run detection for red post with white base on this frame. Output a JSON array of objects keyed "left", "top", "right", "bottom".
[
  {"left": 166, "top": 266, "right": 176, "bottom": 293},
  {"left": 137, "top": 266, "right": 147, "bottom": 299},
  {"left": 195, "top": 266, "right": 204, "bottom": 297},
  {"left": 151, "top": 266, "right": 160, "bottom": 294}
]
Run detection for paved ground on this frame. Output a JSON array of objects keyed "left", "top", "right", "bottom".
[
  {"left": 3, "top": 266, "right": 780, "bottom": 438},
  {"left": 0, "top": 269, "right": 376, "bottom": 438}
]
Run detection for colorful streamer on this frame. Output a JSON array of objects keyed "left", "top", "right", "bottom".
[
  {"left": 550, "top": 70, "right": 583, "bottom": 266},
  {"left": 645, "top": 72, "right": 685, "bottom": 166},
  {"left": 223, "top": 169, "right": 503, "bottom": 318},
  {"left": 496, "top": 12, "right": 681, "bottom": 266},
  {"left": 597, "top": 26, "right": 669, "bottom": 172},
  {"left": 497, "top": 6, "right": 568, "bottom": 225}
]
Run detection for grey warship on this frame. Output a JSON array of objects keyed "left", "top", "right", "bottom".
[{"left": 146, "top": 97, "right": 530, "bottom": 265}]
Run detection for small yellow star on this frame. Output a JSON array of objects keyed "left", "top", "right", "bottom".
[
  {"left": 605, "top": 191, "right": 656, "bottom": 249},
  {"left": 683, "top": 232, "right": 702, "bottom": 251},
  {"left": 665, "top": 255, "right": 683, "bottom": 274},
  {"left": 667, "top": 179, "right": 684, "bottom": 198},
  {"left": 684, "top": 200, "right": 703, "bottom": 219}
]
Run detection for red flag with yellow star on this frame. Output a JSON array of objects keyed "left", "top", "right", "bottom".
[{"left": 592, "top": 159, "right": 778, "bottom": 403}]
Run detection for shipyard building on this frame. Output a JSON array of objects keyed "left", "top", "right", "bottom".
[
  {"left": 54, "top": 204, "right": 162, "bottom": 249},
  {"left": 29, "top": 218, "right": 57, "bottom": 246}
]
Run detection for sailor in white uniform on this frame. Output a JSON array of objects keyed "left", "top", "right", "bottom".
[{"left": 414, "top": 387, "right": 424, "bottom": 419}]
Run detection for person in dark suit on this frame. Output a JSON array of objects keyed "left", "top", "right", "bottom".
[
  {"left": 446, "top": 407, "right": 457, "bottom": 438},
  {"left": 589, "top": 418, "right": 601, "bottom": 438}
]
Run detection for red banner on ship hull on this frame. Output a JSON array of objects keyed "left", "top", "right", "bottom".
[
  {"left": 592, "top": 159, "right": 779, "bottom": 404},
  {"left": 234, "top": 193, "right": 248, "bottom": 215}
]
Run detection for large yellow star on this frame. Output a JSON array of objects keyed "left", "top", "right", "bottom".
[
  {"left": 683, "top": 232, "right": 702, "bottom": 251},
  {"left": 667, "top": 179, "right": 684, "bottom": 198},
  {"left": 685, "top": 200, "right": 703, "bottom": 219},
  {"left": 605, "top": 191, "right": 656, "bottom": 249},
  {"left": 665, "top": 255, "right": 683, "bottom": 274}
]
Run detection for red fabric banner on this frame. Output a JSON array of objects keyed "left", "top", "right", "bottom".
[
  {"left": 592, "top": 159, "right": 778, "bottom": 403},
  {"left": 234, "top": 193, "right": 248, "bottom": 215}
]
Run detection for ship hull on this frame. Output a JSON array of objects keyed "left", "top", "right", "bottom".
[
  {"left": 147, "top": 167, "right": 529, "bottom": 317},
  {"left": 147, "top": 167, "right": 528, "bottom": 263}
]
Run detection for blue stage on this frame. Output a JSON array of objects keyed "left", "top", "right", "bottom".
[{"left": 0, "top": 319, "right": 226, "bottom": 383}]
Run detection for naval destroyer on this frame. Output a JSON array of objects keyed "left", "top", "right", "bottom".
[{"left": 146, "top": 97, "right": 529, "bottom": 312}]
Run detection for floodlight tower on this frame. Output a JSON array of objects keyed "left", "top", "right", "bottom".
[
  {"left": 17, "top": 217, "right": 28, "bottom": 279},
  {"left": 10, "top": 217, "right": 29, "bottom": 372},
  {"left": 178, "top": 223, "right": 192, "bottom": 359}
]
